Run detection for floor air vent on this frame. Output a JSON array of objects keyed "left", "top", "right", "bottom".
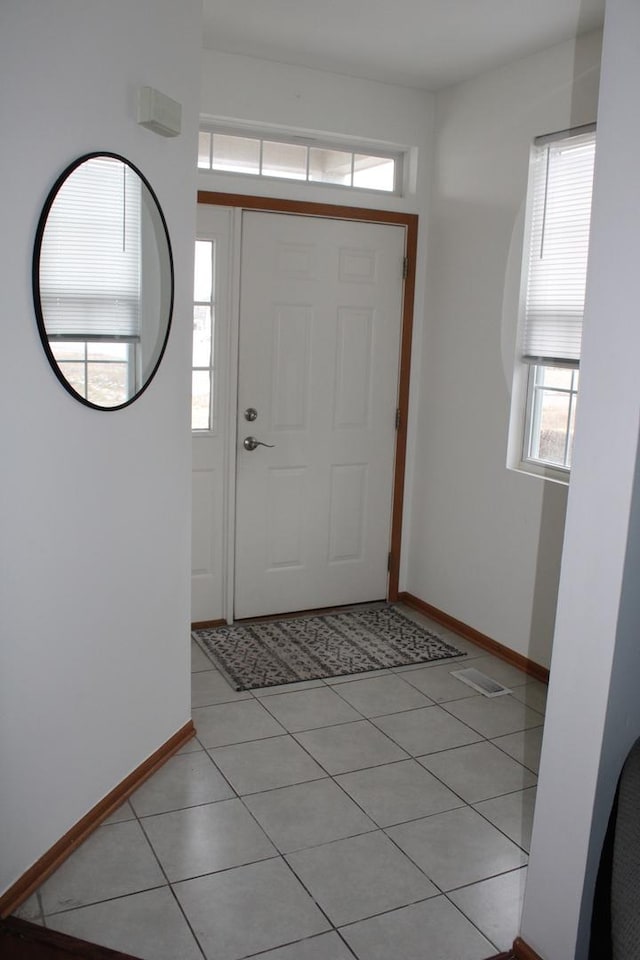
[{"left": 450, "top": 667, "right": 511, "bottom": 697}]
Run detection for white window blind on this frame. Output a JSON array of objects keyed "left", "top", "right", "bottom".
[
  {"left": 40, "top": 156, "right": 142, "bottom": 340},
  {"left": 521, "top": 126, "right": 596, "bottom": 366}
]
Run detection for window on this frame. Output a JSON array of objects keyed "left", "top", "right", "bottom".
[
  {"left": 524, "top": 365, "right": 580, "bottom": 469},
  {"left": 49, "top": 341, "right": 133, "bottom": 407},
  {"left": 192, "top": 239, "right": 215, "bottom": 430},
  {"left": 39, "top": 155, "right": 142, "bottom": 406},
  {"left": 515, "top": 125, "right": 596, "bottom": 478},
  {"left": 198, "top": 129, "right": 400, "bottom": 194}
]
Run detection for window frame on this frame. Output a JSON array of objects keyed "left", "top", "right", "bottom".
[{"left": 521, "top": 363, "right": 580, "bottom": 477}]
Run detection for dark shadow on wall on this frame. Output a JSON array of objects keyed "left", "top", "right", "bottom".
[{"left": 527, "top": 480, "right": 568, "bottom": 667}]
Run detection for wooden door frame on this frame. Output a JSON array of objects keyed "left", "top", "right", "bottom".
[{"left": 198, "top": 190, "right": 418, "bottom": 603}]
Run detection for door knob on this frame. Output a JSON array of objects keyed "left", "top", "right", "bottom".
[
  {"left": 243, "top": 436, "right": 275, "bottom": 451},
  {"left": 244, "top": 407, "right": 258, "bottom": 421}
]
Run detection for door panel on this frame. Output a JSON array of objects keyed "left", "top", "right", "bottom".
[{"left": 234, "top": 211, "right": 405, "bottom": 619}]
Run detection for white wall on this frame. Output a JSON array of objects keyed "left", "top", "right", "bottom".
[
  {"left": 197, "top": 51, "right": 435, "bottom": 620},
  {"left": 406, "top": 31, "right": 602, "bottom": 668},
  {"left": 200, "top": 51, "right": 433, "bottom": 215},
  {"left": 522, "top": 0, "right": 640, "bottom": 954},
  {"left": 0, "top": 0, "right": 201, "bottom": 898}
]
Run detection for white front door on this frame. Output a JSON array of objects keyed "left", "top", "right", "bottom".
[{"left": 235, "top": 211, "right": 405, "bottom": 619}]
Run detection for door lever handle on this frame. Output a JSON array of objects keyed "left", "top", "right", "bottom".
[{"left": 243, "top": 436, "right": 275, "bottom": 451}]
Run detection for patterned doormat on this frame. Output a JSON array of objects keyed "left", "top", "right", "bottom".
[{"left": 192, "top": 605, "right": 465, "bottom": 691}]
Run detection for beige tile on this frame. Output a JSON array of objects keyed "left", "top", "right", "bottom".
[
  {"left": 38, "top": 821, "right": 165, "bottom": 915},
  {"left": 492, "top": 726, "right": 544, "bottom": 774},
  {"left": 340, "top": 896, "right": 493, "bottom": 960},
  {"left": 208, "top": 735, "right": 326, "bottom": 795},
  {"left": 511, "top": 680, "right": 548, "bottom": 715},
  {"left": 331, "top": 674, "right": 433, "bottom": 717},
  {"left": 191, "top": 669, "right": 251, "bottom": 707},
  {"left": 101, "top": 801, "right": 135, "bottom": 824},
  {"left": 252, "top": 933, "right": 355, "bottom": 959},
  {"left": 449, "top": 867, "right": 528, "bottom": 952},
  {"left": 373, "top": 705, "right": 482, "bottom": 756},
  {"left": 442, "top": 695, "right": 543, "bottom": 739},
  {"left": 243, "top": 778, "right": 375, "bottom": 853},
  {"left": 130, "top": 751, "right": 234, "bottom": 816},
  {"left": 295, "top": 720, "right": 407, "bottom": 774},
  {"left": 336, "top": 759, "right": 463, "bottom": 827},
  {"left": 174, "top": 858, "right": 330, "bottom": 960},
  {"left": 12, "top": 892, "right": 42, "bottom": 923},
  {"left": 258, "top": 686, "right": 361, "bottom": 732},
  {"left": 326, "top": 668, "right": 392, "bottom": 684},
  {"left": 191, "top": 641, "right": 215, "bottom": 673},
  {"left": 47, "top": 887, "right": 202, "bottom": 960},
  {"left": 418, "top": 741, "right": 536, "bottom": 803},
  {"left": 175, "top": 736, "right": 204, "bottom": 755},
  {"left": 192, "top": 699, "right": 285, "bottom": 748},
  {"left": 387, "top": 807, "right": 527, "bottom": 891},
  {"left": 473, "top": 787, "right": 537, "bottom": 852},
  {"left": 141, "top": 798, "right": 276, "bottom": 881},
  {"left": 286, "top": 831, "right": 437, "bottom": 925}
]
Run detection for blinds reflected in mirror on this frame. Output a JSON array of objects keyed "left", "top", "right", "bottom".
[{"left": 40, "top": 156, "right": 142, "bottom": 341}]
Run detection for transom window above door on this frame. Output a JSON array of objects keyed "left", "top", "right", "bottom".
[{"left": 198, "top": 127, "right": 402, "bottom": 195}]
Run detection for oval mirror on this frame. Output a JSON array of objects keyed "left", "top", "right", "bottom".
[{"left": 33, "top": 153, "right": 173, "bottom": 410}]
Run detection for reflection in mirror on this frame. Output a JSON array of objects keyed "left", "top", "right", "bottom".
[{"left": 33, "top": 153, "right": 173, "bottom": 409}]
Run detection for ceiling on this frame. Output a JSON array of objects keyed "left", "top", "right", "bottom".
[{"left": 201, "top": 0, "right": 605, "bottom": 91}]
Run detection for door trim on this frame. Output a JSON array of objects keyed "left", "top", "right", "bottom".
[{"left": 198, "top": 190, "right": 418, "bottom": 603}]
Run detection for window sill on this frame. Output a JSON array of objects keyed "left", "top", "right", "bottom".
[
  {"left": 508, "top": 459, "right": 570, "bottom": 486},
  {"left": 197, "top": 165, "right": 402, "bottom": 198}
]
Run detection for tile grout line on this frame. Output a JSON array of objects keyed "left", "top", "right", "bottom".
[
  {"left": 468, "top": 798, "right": 535, "bottom": 857},
  {"left": 36, "top": 890, "right": 46, "bottom": 928},
  {"left": 40, "top": 883, "right": 172, "bottom": 920},
  {"left": 441, "top": 861, "right": 531, "bottom": 954},
  {"left": 240, "top": 930, "right": 360, "bottom": 960},
  {"left": 131, "top": 804, "right": 209, "bottom": 960},
  {"left": 441, "top": 890, "right": 503, "bottom": 954},
  {"left": 445, "top": 862, "right": 528, "bottom": 896}
]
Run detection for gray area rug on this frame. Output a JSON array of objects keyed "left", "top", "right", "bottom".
[{"left": 192, "top": 605, "right": 465, "bottom": 691}]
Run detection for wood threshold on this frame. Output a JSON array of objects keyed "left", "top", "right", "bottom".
[
  {"left": 482, "top": 936, "right": 545, "bottom": 960},
  {"left": 0, "top": 915, "right": 143, "bottom": 958},
  {"left": 399, "top": 592, "right": 549, "bottom": 683},
  {"left": 0, "top": 721, "right": 195, "bottom": 918},
  {"left": 198, "top": 190, "right": 418, "bottom": 604},
  {"left": 191, "top": 618, "right": 226, "bottom": 630},
  {"left": 513, "top": 937, "right": 545, "bottom": 960}
]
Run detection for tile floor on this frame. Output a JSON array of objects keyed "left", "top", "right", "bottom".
[{"left": 14, "top": 606, "right": 546, "bottom": 960}]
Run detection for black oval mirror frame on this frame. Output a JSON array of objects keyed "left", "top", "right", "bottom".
[{"left": 33, "top": 153, "right": 174, "bottom": 411}]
